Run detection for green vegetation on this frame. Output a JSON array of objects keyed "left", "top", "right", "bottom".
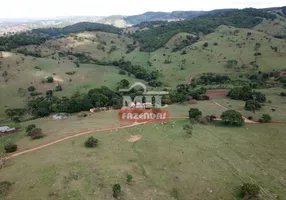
[
  {"left": 31, "top": 22, "right": 121, "bottom": 37},
  {"left": 240, "top": 183, "right": 260, "bottom": 198},
  {"left": 188, "top": 108, "right": 202, "bottom": 119},
  {"left": 258, "top": 114, "right": 272, "bottom": 123},
  {"left": 0, "top": 181, "right": 12, "bottom": 198},
  {"left": 4, "top": 142, "right": 18, "bottom": 153},
  {"left": 221, "top": 110, "right": 244, "bottom": 125},
  {"left": 126, "top": 174, "right": 133, "bottom": 183},
  {"left": 112, "top": 184, "right": 121, "bottom": 198},
  {"left": 133, "top": 8, "right": 276, "bottom": 51},
  {"left": 84, "top": 136, "right": 99, "bottom": 148},
  {"left": 30, "top": 128, "right": 44, "bottom": 140}
]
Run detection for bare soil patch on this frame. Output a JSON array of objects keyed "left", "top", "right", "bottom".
[
  {"left": 206, "top": 89, "right": 230, "bottom": 99},
  {"left": 127, "top": 135, "right": 142, "bottom": 143}
]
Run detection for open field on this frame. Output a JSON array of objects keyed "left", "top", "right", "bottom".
[
  {"left": 1, "top": 120, "right": 286, "bottom": 200},
  {"left": 0, "top": 111, "right": 128, "bottom": 153},
  {"left": 212, "top": 87, "right": 286, "bottom": 122}
]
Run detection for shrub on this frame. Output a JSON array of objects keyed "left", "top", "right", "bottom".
[
  {"left": 55, "top": 85, "right": 63, "bottom": 92},
  {"left": 221, "top": 110, "right": 244, "bottom": 125},
  {"left": 280, "top": 92, "right": 286, "bottom": 97},
  {"left": 4, "top": 142, "right": 17, "bottom": 153},
  {"left": 30, "top": 128, "right": 44, "bottom": 139},
  {"left": 25, "top": 124, "right": 36, "bottom": 136},
  {"left": 27, "top": 86, "right": 36, "bottom": 92},
  {"left": 127, "top": 174, "right": 133, "bottom": 183},
  {"left": 0, "top": 181, "right": 12, "bottom": 197},
  {"left": 188, "top": 108, "right": 202, "bottom": 119},
  {"left": 183, "top": 124, "right": 193, "bottom": 135},
  {"left": 46, "top": 76, "right": 54, "bottom": 83},
  {"left": 84, "top": 136, "right": 99, "bottom": 148},
  {"left": 112, "top": 184, "right": 121, "bottom": 198},
  {"left": 240, "top": 183, "right": 260, "bottom": 198},
  {"left": 259, "top": 114, "right": 271, "bottom": 123},
  {"left": 119, "top": 70, "right": 127, "bottom": 75}
]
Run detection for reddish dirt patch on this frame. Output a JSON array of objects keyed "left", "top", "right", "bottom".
[
  {"left": 280, "top": 70, "right": 286, "bottom": 76},
  {"left": 0, "top": 128, "right": 21, "bottom": 137},
  {"left": 206, "top": 89, "right": 230, "bottom": 99}
]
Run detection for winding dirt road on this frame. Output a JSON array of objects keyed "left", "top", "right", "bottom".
[{"left": 5, "top": 121, "right": 150, "bottom": 161}]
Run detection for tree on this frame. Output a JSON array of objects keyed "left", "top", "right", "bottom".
[
  {"left": 203, "top": 42, "right": 208, "bottom": 47},
  {"left": 189, "top": 108, "right": 202, "bottom": 119},
  {"left": 259, "top": 114, "right": 271, "bottom": 123},
  {"left": 244, "top": 100, "right": 261, "bottom": 112},
  {"left": 25, "top": 124, "right": 36, "bottom": 136},
  {"left": 46, "top": 76, "right": 54, "bottom": 83},
  {"left": 240, "top": 183, "right": 260, "bottom": 198},
  {"left": 4, "top": 142, "right": 17, "bottom": 153},
  {"left": 221, "top": 110, "right": 244, "bottom": 125},
  {"left": 84, "top": 136, "right": 98, "bottom": 148},
  {"left": 127, "top": 174, "right": 133, "bottom": 183},
  {"left": 30, "top": 128, "right": 44, "bottom": 139},
  {"left": 112, "top": 184, "right": 121, "bottom": 198},
  {"left": 118, "top": 79, "right": 130, "bottom": 89}
]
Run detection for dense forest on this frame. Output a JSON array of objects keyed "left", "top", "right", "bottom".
[
  {"left": 132, "top": 8, "right": 277, "bottom": 51},
  {"left": 30, "top": 22, "right": 121, "bottom": 37},
  {"left": 0, "top": 35, "right": 46, "bottom": 51}
]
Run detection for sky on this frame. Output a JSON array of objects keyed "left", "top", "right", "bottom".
[{"left": 0, "top": 0, "right": 285, "bottom": 19}]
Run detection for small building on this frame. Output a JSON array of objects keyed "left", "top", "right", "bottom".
[{"left": 0, "top": 126, "right": 16, "bottom": 133}]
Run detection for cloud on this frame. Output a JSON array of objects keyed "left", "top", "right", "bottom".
[{"left": 0, "top": 0, "right": 285, "bottom": 18}]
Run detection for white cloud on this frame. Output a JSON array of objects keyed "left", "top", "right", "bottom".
[{"left": 1, "top": 0, "right": 285, "bottom": 18}]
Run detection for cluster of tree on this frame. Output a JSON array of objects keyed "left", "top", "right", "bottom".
[
  {"left": 30, "top": 22, "right": 120, "bottom": 38},
  {"left": 0, "top": 35, "right": 46, "bottom": 51},
  {"left": 172, "top": 35, "right": 199, "bottom": 52},
  {"left": 197, "top": 74, "right": 230, "bottom": 85},
  {"left": 282, "top": 6, "right": 286, "bottom": 16},
  {"left": 244, "top": 100, "right": 261, "bottom": 112},
  {"left": 169, "top": 84, "right": 209, "bottom": 103},
  {"left": 58, "top": 51, "right": 90, "bottom": 63},
  {"left": 26, "top": 124, "right": 44, "bottom": 139},
  {"left": 258, "top": 114, "right": 272, "bottom": 123},
  {"left": 228, "top": 86, "right": 266, "bottom": 102},
  {"left": 132, "top": 8, "right": 276, "bottom": 51},
  {"left": 26, "top": 86, "right": 122, "bottom": 118},
  {"left": 126, "top": 44, "right": 136, "bottom": 53},
  {"left": 16, "top": 49, "right": 42, "bottom": 57},
  {"left": 5, "top": 108, "right": 26, "bottom": 122},
  {"left": 94, "top": 58, "right": 159, "bottom": 82}
]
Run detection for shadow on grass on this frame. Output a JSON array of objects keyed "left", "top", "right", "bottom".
[{"left": 214, "top": 120, "right": 245, "bottom": 128}]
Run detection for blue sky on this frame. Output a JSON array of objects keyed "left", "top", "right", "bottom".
[{"left": 1, "top": 0, "right": 285, "bottom": 18}]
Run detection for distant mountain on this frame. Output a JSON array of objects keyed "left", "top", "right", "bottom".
[{"left": 124, "top": 9, "right": 237, "bottom": 24}]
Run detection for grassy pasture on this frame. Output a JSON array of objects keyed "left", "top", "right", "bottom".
[
  {"left": 0, "top": 111, "right": 129, "bottom": 153},
  {"left": 1, "top": 120, "right": 286, "bottom": 200},
  {"left": 212, "top": 87, "right": 286, "bottom": 122},
  {"left": 125, "top": 25, "right": 286, "bottom": 87}
]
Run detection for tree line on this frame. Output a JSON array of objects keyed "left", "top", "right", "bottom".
[{"left": 132, "top": 8, "right": 277, "bottom": 51}]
